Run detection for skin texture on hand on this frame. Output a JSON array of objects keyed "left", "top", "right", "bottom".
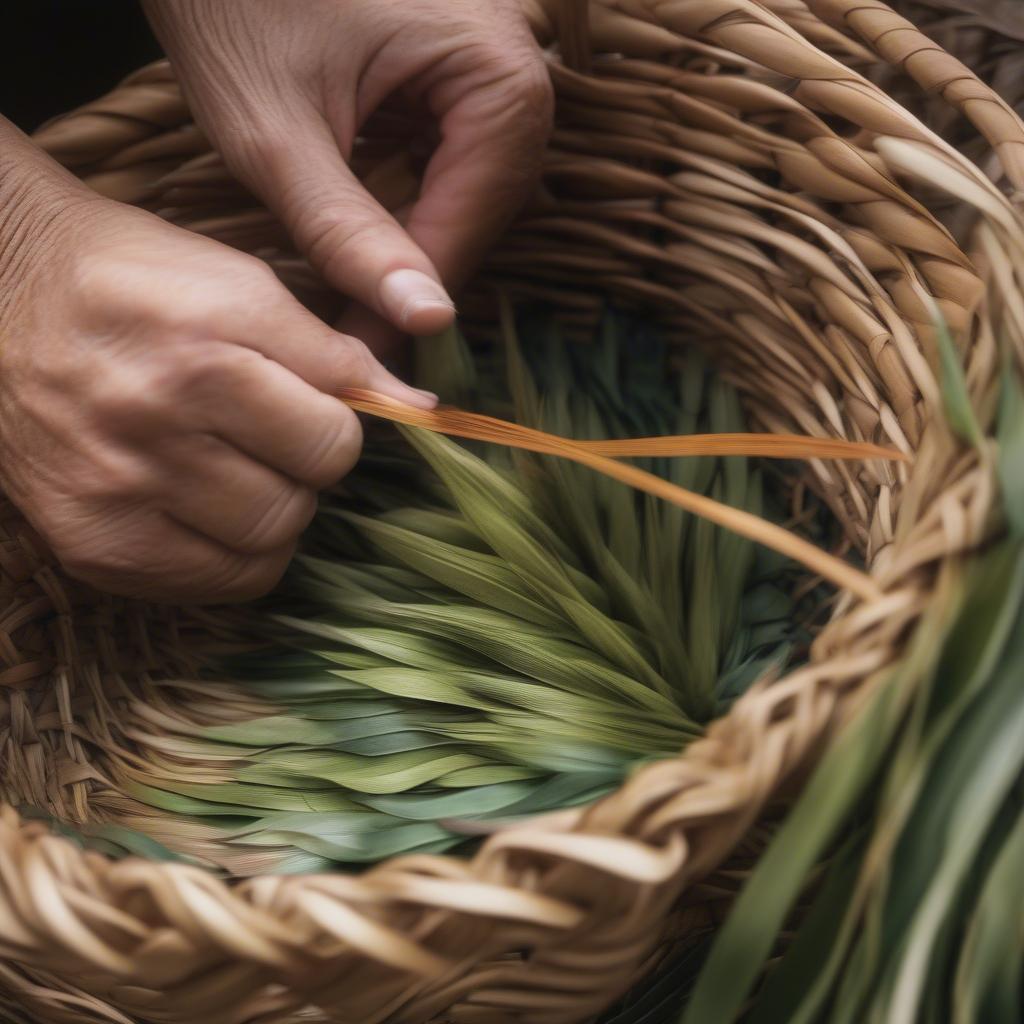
[
  {"left": 142, "top": 0, "right": 554, "bottom": 352},
  {"left": 0, "top": 2, "right": 552, "bottom": 604},
  {"left": 0, "top": 116, "right": 434, "bottom": 604}
]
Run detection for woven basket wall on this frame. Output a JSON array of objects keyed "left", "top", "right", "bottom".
[{"left": 2, "top": 1, "right": 1023, "bottom": 1022}]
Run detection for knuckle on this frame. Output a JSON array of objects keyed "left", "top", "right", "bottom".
[
  {"left": 466, "top": 39, "right": 518, "bottom": 72},
  {"left": 90, "top": 366, "right": 173, "bottom": 431},
  {"left": 210, "top": 547, "right": 294, "bottom": 604},
  {"left": 164, "top": 344, "right": 253, "bottom": 404},
  {"left": 506, "top": 58, "right": 554, "bottom": 114},
  {"left": 78, "top": 246, "right": 276, "bottom": 336},
  {"left": 333, "top": 337, "right": 376, "bottom": 384},
  {"left": 72, "top": 253, "right": 198, "bottom": 331},
  {"left": 235, "top": 483, "right": 316, "bottom": 553},
  {"left": 518, "top": 64, "right": 555, "bottom": 133},
  {"left": 73, "top": 453, "right": 150, "bottom": 506},
  {"left": 225, "top": 124, "right": 295, "bottom": 187},
  {"left": 303, "top": 215, "right": 388, "bottom": 283},
  {"left": 497, "top": 65, "right": 555, "bottom": 157},
  {"left": 301, "top": 407, "right": 363, "bottom": 488},
  {"left": 236, "top": 253, "right": 281, "bottom": 290},
  {"left": 468, "top": 42, "right": 554, "bottom": 118},
  {"left": 69, "top": 255, "right": 136, "bottom": 319},
  {"left": 30, "top": 448, "right": 151, "bottom": 518},
  {"left": 91, "top": 346, "right": 252, "bottom": 430}
]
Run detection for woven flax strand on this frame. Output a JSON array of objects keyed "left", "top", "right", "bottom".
[{"left": 1, "top": 1, "right": 1023, "bottom": 1021}]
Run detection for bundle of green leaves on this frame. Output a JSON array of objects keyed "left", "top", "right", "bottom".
[
  {"left": 90, "top": 307, "right": 813, "bottom": 873},
  {"left": 675, "top": 331, "right": 1024, "bottom": 1024}
]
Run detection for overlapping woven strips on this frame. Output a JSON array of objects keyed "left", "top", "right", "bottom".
[
  {"left": 881, "top": 0, "right": 1024, "bottom": 199},
  {"left": 1, "top": 1, "right": 1022, "bottom": 1021}
]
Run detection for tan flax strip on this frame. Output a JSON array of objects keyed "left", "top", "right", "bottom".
[{"left": 341, "top": 388, "right": 885, "bottom": 602}]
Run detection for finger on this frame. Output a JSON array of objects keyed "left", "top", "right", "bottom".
[
  {"left": 405, "top": 45, "right": 554, "bottom": 287},
  {"left": 61, "top": 506, "right": 296, "bottom": 605},
  {"left": 243, "top": 111, "right": 456, "bottom": 335},
  {"left": 155, "top": 433, "right": 318, "bottom": 555},
  {"left": 334, "top": 201, "right": 416, "bottom": 360},
  {"left": 218, "top": 290, "right": 438, "bottom": 409},
  {"left": 188, "top": 345, "right": 367, "bottom": 488}
]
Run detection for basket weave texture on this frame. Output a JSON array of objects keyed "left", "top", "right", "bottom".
[{"left": 2, "top": 1, "right": 1024, "bottom": 1022}]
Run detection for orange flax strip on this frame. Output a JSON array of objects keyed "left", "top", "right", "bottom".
[
  {"left": 345, "top": 393, "right": 907, "bottom": 462},
  {"left": 341, "top": 389, "right": 883, "bottom": 602},
  {"left": 547, "top": 434, "right": 904, "bottom": 461}
]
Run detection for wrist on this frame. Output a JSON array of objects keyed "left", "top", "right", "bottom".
[{"left": 0, "top": 117, "right": 106, "bottom": 321}]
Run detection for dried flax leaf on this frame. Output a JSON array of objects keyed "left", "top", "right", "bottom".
[
  {"left": 694, "top": 541, "right": 1024, "bottom": 1024},
  {"left": 680, "top": 563, "right": 965, "bottom": 1024},
  {"left": 102, "top": 309, "right": 860, "bottom": 872}
]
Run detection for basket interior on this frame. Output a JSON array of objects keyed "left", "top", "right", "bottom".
[{"left": 2, "top": 0, "right": 1022, "bottom": 1019}]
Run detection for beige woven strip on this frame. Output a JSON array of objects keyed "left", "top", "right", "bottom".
[{"left": 0, "top": 1, "right": 1021, "bottom": 1021}]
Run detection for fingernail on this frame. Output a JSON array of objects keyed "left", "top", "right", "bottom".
[
  {"left": 379, "top": 268, "right": 455, "bottom": 332},
  {"left": 380, "top": 377, "right": 439, "bottom": 410},
  {"left": 403, "top": 386, "right": 439, "bottom": 409}
]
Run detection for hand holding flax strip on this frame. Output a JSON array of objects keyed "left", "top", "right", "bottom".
[{"left": 341, "top": 388, "right": 898, "bottom": 601}]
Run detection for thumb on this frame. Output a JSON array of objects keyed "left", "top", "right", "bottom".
[{"left": 246, "top": 114, "right": 456, "bottom": 336}]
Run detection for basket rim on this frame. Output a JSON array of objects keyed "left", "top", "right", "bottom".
[{"left": 3, "top": 1, "right": 1024, "bottom": 1021}]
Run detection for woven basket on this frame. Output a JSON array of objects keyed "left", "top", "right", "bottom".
[{"left": 3, "top": 1, "right": 1023, "bottom": 1021}]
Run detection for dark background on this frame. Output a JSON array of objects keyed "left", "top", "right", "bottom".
[{"left": 3, "top": 2, "right": 162, "bottom": 132}]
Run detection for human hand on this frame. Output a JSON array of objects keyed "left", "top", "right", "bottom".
[
  {"left": 0, "top": 140, "right": 434, "bottom": 604},
  {"left": 142, "top": 0, "right": 553, "bottom": 350}
]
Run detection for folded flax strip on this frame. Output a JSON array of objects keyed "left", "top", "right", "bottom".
[{"left": 341, "top": 388, "right": 905, "bottom": 601}]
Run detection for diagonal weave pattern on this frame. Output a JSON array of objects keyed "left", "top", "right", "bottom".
[{"left": 1, "top": 1, "right": 1023, "bottom": 1022}]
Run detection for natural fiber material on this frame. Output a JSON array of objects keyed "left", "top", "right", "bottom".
[
  {"left": 92, "top": 311, "right": 831, "bottom": 876},
  {"left": 339, "top": 384, "right": 890, "bottom": 600},
  {"left": 2, "top": 1, "right": 1023, "bottom": 1022},
  {"left": 865, "top": 0, "right": 1024, "bottom": 237},
  {"left": 884, "top": 1, "right": 1024, "bottom": 167}
]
